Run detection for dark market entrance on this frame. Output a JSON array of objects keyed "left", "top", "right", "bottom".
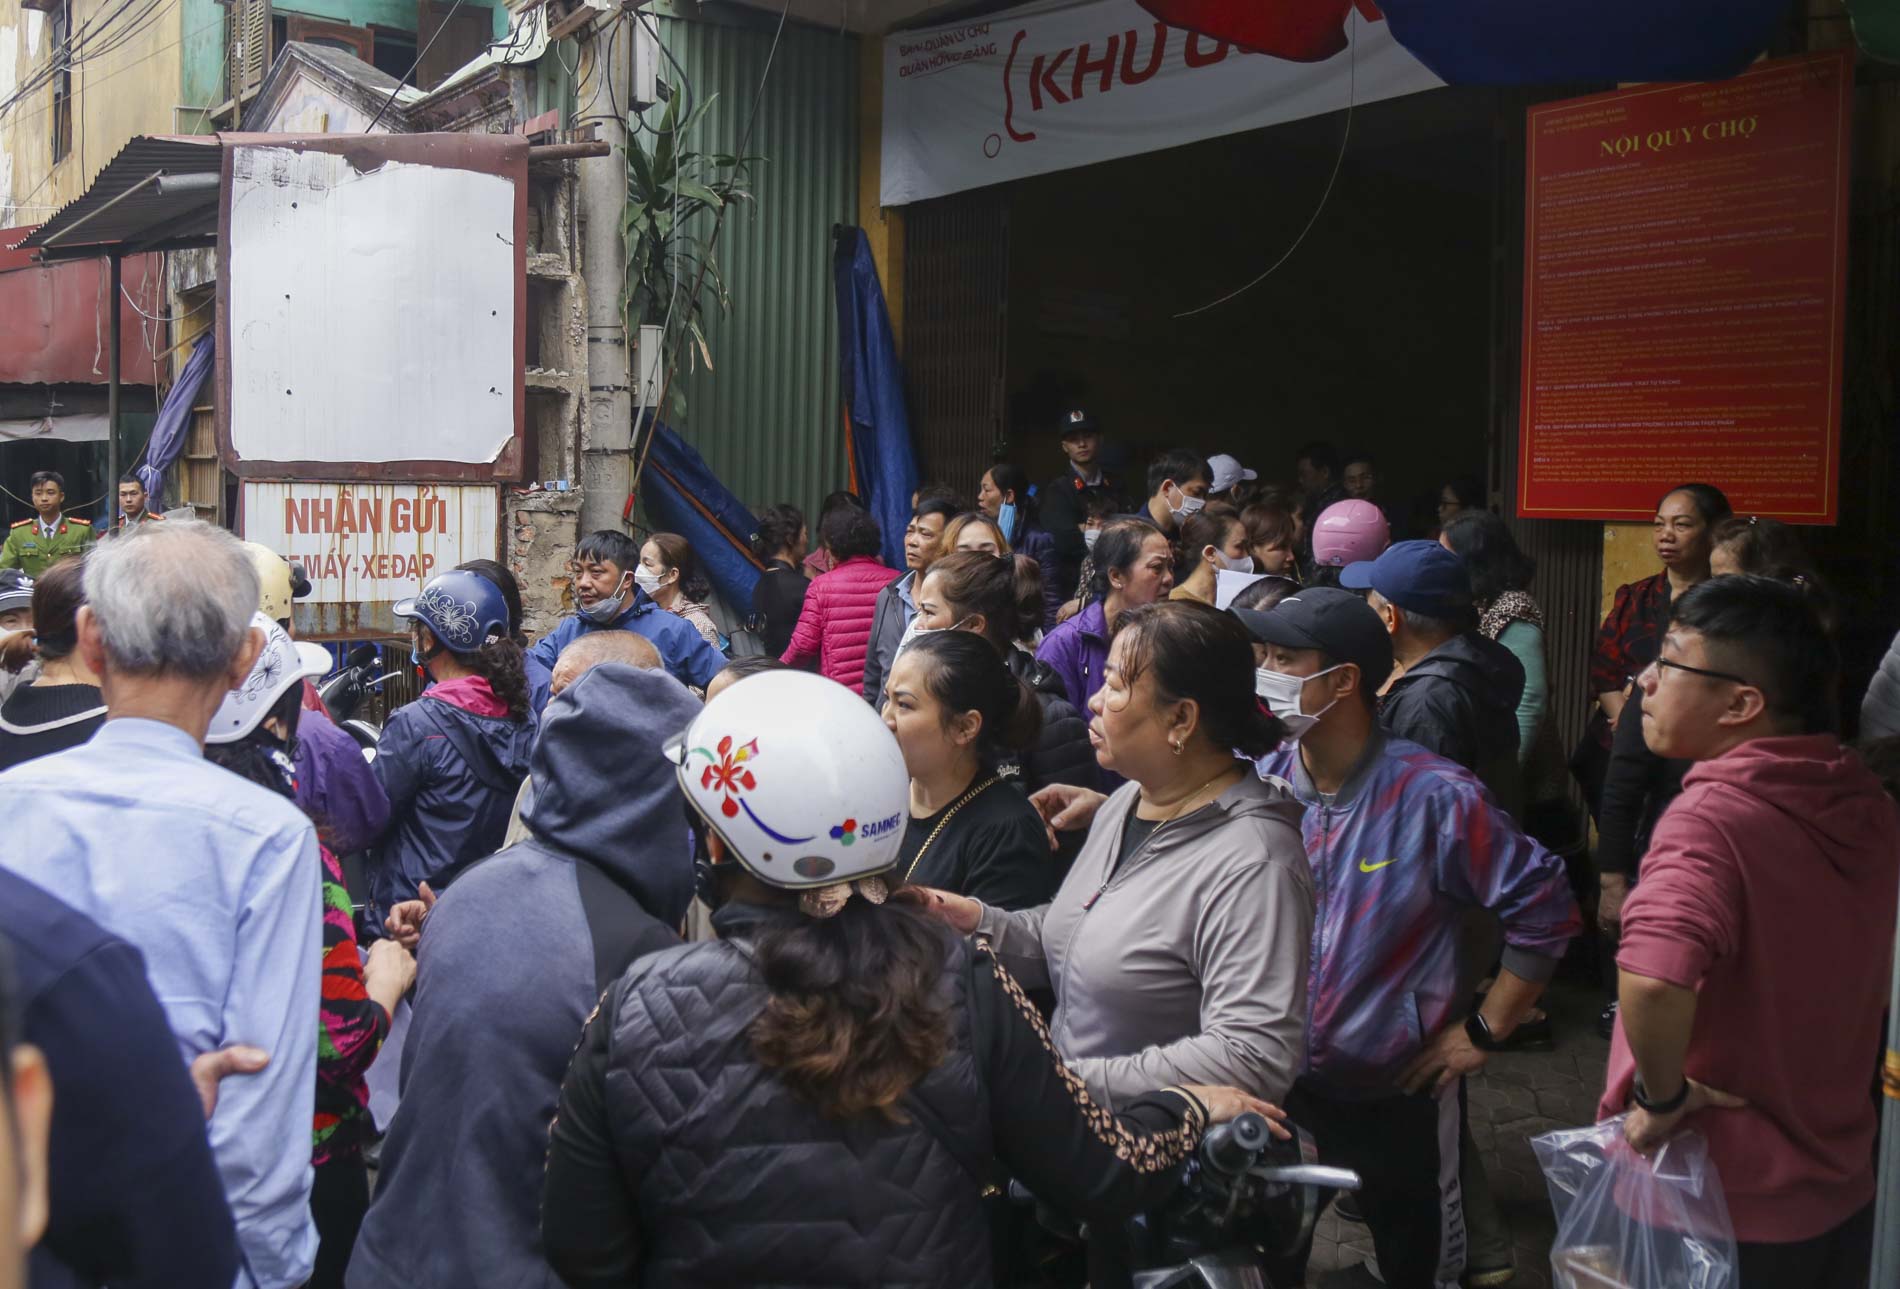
[{"left": 904, "top": 85, "right": 1507, "bottom": 539}]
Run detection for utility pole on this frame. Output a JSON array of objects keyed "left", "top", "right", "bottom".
[
  {"left": 578, "top": 9, "right": 634, "bottom": 535},
  {"left": 106, "top": 252, "right": 121, "bottom": 527}
]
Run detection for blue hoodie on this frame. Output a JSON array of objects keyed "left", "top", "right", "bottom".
[
  {"left": 527, "top": 589, "right": 727, "bottom": 713},
  {"left": 349, "top": 664, "right": 697, "bottom": 1289}
]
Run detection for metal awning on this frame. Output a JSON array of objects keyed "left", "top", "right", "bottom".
[{"left": 16, "top": 135, "right": 223, "bottom": 262}]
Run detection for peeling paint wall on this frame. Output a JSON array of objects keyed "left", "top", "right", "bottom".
[{"left": 0, "top": 0, "right": 183, "bottom": 224}]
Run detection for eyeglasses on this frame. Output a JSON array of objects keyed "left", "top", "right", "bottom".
[{"left": 1647, "top": 655, "right": 1754, "bottom": 688}]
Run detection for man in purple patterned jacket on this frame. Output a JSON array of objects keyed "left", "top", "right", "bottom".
[{"left": 1241, "top": 588, "right": 1580, "bottom": 1289}]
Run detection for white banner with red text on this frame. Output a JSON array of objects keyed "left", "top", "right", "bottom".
[
  {"left": 240, "top": 482, "right": 499, "bottom": 605},
  {"left": 880, "top": 0, "right": 1442, "bottom": 206}
]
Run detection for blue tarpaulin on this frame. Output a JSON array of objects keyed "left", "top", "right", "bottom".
[
  {"left": 638, "top": 416, "right": 766, "bottom": 610},
  {"left": 1379, "top": 0, "right": 1790, "bottom": 87},
  {"left": 137, "top": 334, "right": 212, "bottom": 506},
  {"left": 833, "top": 227, "right": 918, "bottom": 571},
  {"left": 1136, "top": 1, "right": 1791, "bottom": 87}
]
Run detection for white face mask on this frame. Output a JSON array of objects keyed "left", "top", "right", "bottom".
[
  {"left": 580, "top": 572, "right": 633, "bottom": 624},
  {"left": 1167, "top": 484, "right": 1206, "bottom": 522},
  {"left": 1082, "top": 527, "right": 1102, "bottom": 551},
  {"left": 633, "top": 567, "right": 671, "bottom": 597},
  {"left": 1210, "top": 546, "right": 1254, "bottom": 574},
  {"left": 896, "top": 613, "right": 972, "bottom": 659},
  {"left": 1255, "top": 664, "right": 1346, "bottom": 740}
]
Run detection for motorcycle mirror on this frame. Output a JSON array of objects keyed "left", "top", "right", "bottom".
[{"left": 347, "top": 644, "right": 379, "bottom": 668}]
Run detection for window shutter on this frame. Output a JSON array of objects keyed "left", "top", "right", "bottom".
[{"left": 229, "top": 0, "right": 272, "bottom": 102}]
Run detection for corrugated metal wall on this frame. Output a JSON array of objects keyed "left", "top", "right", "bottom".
[{"left": 649, "top": 11, "right": 859, "bottom": 521}]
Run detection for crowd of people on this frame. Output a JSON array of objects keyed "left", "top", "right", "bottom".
[{"left": 0, "top": 412, "right": 1892, "bottom": 1289}]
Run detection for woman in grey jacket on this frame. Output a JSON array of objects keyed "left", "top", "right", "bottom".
[{"left": 925, "top": 600, "right": 1315, "bottom": 1109}]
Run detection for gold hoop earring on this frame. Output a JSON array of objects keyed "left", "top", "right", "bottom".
[{"left": 1171, "top": 740, "right": 1184, "bottom": 756}]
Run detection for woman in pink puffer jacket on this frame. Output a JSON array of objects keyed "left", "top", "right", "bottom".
[{"left": 780, "top": 506, "right": 900, "bottom": 687}]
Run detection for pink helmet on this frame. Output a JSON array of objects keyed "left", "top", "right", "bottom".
[{"left": 1312, "top": 499, "right": 1390, "bottom": 568}]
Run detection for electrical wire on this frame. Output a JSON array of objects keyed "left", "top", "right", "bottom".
[
  {"left": 363, "top": 0, "right": 469, "bottom": 132},
  {"left": 2, "top": 0, "right": 179, "bottom": 116},
  {"left": 120, "top": 282, "right": 213, "bottom": 324},
  {"left": 1172, "top": 9, "right": 1359, "bottom": 320},
  {"left": 0, "top": 0, "right": 217, "bottom": 131}
]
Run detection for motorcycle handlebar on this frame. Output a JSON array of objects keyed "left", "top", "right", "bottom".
[{"left": 1200, "top": 1111, "right": 1272, "bottom": 1177}]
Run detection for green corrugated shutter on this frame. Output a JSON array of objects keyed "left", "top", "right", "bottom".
[{"left": 646, "top": 10, "right": 859, "bottom": 522}]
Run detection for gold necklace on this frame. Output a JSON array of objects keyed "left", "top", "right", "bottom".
[
  {"left": 1142, "top": 766, "right": 1236, "bottom": 826},
  {"left": 903, "top": 776, "right": 1000, "bottom": 883}
]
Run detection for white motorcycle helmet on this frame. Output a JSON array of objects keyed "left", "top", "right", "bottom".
[
  {"left": 207, "top": 611, "right": 332, "bottom": 745},
  {"left": 668, "top": 669, "right": 910, "bottom": 889}
]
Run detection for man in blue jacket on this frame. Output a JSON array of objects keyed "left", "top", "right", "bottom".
[
  {"left": 527, "top": 530, "right": 725, "bottom": 712},
  {"left": 1241, "top": 588, "right": 1580, "bottom": 1289}
]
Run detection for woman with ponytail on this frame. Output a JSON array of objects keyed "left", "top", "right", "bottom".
[
  {"left": 911, "top": 551, "right": 1098, "bottom": 798},
  {"left": 369, "top": 569, "right": 535, "bottom": 927},
  {"left": 923, "top": 601, "right": 1315, "bottom": 1108},
  {"left": 541, "top": 669, "right": 1280, "bottom": 1287},
  {"left": 1169, "top": 505, "right": 1250, "bottom": 606},
  {"left": 881, "top": 630, "right": 1052, "bottom": 909}
]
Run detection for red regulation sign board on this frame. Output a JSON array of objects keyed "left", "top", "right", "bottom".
[{"left": 1518, "top": 52, "right": 1852, "bottom": 524}]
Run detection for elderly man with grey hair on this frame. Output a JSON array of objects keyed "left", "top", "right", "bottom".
[{"left": 0, "top": 519, "right": 322, "bottom": 1289}]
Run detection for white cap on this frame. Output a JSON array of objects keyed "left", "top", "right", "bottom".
[
  {"left": 206, "top": 611, "right": 331, "bottom": 744},
  {"left": 1208, "top": 453, "right": 1257, "bottom": 494}
]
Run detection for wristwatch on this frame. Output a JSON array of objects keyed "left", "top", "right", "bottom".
[
  {"left": 1464, "top": 1012, "right": 1502, "bottom": 1052},
  {"left": 1632, "top": 1075, "right": 1690, "bottom": 1115}
]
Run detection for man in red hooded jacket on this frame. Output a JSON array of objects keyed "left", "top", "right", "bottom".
[{"left": 1598, "top": 575, "right": 1898, "bottom": 1288}]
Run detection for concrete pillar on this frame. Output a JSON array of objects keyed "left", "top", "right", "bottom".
[{"left": 579, "top": 12, "right": 633, "bottom": 535}]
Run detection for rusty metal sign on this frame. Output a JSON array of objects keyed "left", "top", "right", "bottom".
[{"left": 241, "top": 481, "right": 499, "bottom": 639}]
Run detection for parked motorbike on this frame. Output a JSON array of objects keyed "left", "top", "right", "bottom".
[
  {"left": 1017, "top": 1111, "right": 1362, "bottom": 1289},
  {"left": 317, "top": 643, "right": 399, "bottom": 760}
]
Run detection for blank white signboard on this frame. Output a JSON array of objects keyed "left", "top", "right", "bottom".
[{"left": 227, "top": 146, "right": 516, "bottom": 466}]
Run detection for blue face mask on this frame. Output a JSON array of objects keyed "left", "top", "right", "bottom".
[{"left": 997, "top": 500, "right": 1018, "bottom": 540}]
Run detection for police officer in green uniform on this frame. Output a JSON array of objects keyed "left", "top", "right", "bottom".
[
  {"left": 2, "top": 471, "right": 95, "bottom": 577},
  {"left": 110, "top": 473, "right": 165, "bottom": 537}
]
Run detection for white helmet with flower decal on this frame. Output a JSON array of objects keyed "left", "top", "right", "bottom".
[{"left": 666, "top": 669, "right": 909, "bottom": 889}]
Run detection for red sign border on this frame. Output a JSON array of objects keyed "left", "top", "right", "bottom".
[{"left": 1516, "top": 51, "right": 1854, "bottom": 525}]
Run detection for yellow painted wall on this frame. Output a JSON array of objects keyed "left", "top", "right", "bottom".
[
  {"left": 855, "top": 34, "right": 903, "bottom": 355},
  {"left": 1599, "top": 521, "right": 1655, "bottom": 619},
  {"left": 1, "top": 0, "right": 186, "bottom": 225}
]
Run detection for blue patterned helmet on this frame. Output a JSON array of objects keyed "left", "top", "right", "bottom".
[{"left": 393, "top": 569, "right": 509, "bottom": 654}]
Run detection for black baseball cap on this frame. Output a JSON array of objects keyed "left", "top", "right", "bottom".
[
  {"left": 1059, "top": 407, "right": 1099, "bottom": 438},
  {"left": 1236, "top": 586, "right": 1393, "bottom": 688}
]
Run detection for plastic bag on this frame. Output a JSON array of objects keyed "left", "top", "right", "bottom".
[{"left": 1531, "top": 1116, "right": 1737, "bottom": 1289}]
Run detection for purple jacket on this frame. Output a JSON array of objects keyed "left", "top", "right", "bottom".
[
  {"left": 1256, "top": 732, "right": 1580, "bottom": 1096},
  {"left": 295, "top": 706, "right": 390, "bottom": 856},
  {"left": 1035, "top": 599, "right": 1109, "bottom": 715}
]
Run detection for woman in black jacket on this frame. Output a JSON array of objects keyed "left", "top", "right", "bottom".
[
  {"left": 541, "top": 669, "right": 1278, "bottom": 1289},
  {"left": 748, "top": 503, "right": 811, "bottom": 659},
  {"left": 0, "top": 558, "right": 105, "bottom": 772},
  {"left": 881, "top": 630, "right": 1052, "bottom": 910},
  {"left": 912, "top": 551, "right": 1099, "bottom": 797}
]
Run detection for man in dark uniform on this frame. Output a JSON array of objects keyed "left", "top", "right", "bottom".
[
  {"left": 1, "top": 473, "right": 94, "bottom": 577},
  {"left": 112, "top": 474, "right": 164, "bottom": 535},
  {"left": 1039, "top": 408, "right": 1120, "bottom": 597}
]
